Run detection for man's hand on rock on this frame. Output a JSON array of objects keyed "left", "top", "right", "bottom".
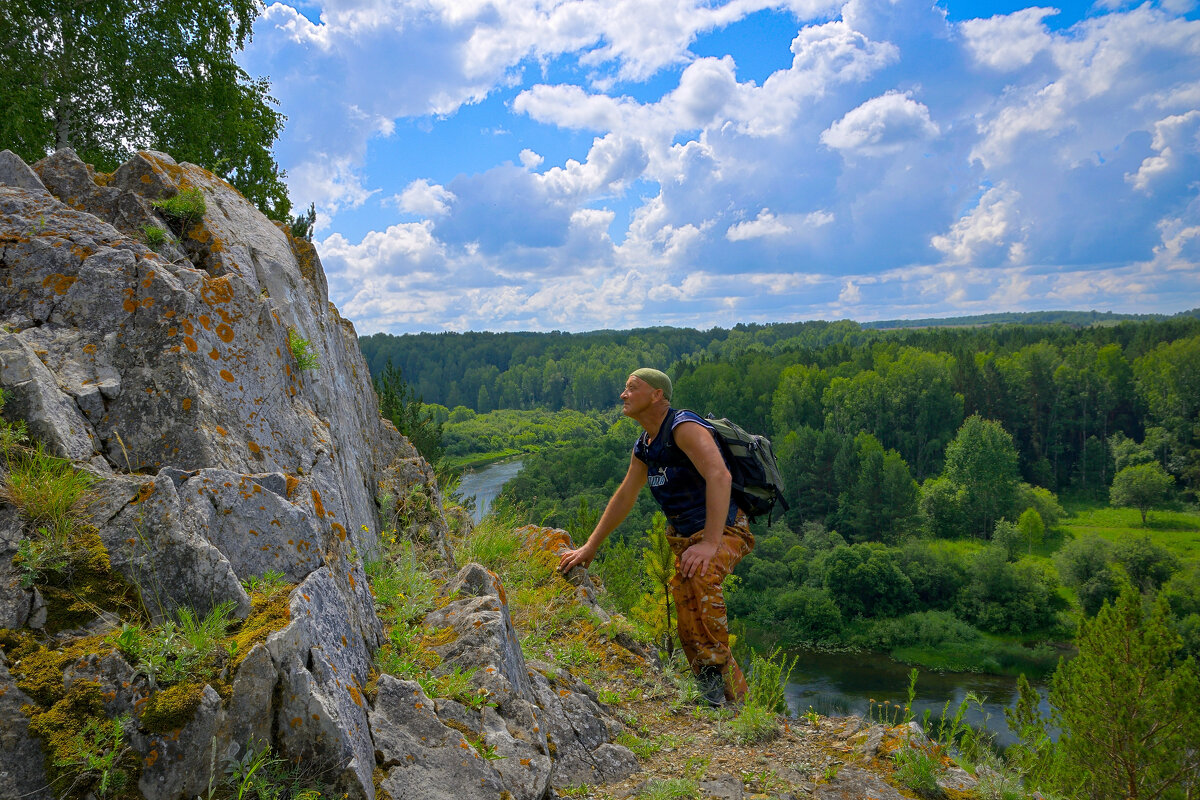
[{"left": 558, "top": 541, "right": 598, "bottom": 573}]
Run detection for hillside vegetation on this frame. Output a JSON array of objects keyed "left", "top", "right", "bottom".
[{"left": 365, "top": 316, "right": 1200, "bottom": 676}]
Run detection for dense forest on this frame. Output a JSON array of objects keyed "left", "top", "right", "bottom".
[{"left": 366, "top": 313, "right": 1200, "bottom": 674}]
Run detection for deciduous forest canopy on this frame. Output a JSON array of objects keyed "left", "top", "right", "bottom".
[{"left": 0, "top": 0, "right": 292, "bottom": 219}]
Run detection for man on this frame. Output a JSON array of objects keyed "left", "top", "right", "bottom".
[{"left": 558, "top": 368, "right": 754, "bottom": 705}]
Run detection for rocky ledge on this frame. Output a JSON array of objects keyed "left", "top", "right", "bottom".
[{"left": 0, "top": 149, "right": 637, "bottom": 800}]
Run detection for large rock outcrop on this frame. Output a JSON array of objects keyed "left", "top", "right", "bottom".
[
  {"left": 0, "top": 148, "right": 438, "bottom": 799},
  {"left": 0, "top": 150, "right": 637, "bottom": 800}
]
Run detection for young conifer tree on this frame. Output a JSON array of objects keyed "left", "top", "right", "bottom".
[
  {"left": 1050, "top": 582, "right": 1200, "bottom": 800},
  {"left": 632, "top": 513, "right": 676, "bottom": 659}
]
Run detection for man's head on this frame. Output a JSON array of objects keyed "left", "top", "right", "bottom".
[{"left": 622, "top": 368, "right": 672, "bottom": 417}]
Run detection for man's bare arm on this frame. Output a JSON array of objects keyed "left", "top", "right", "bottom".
[
  {"left": 673, "top": 421, "right": 732, "bottom": 578},
  {"left": 558, "top": 452, "right": 648, "bottom": 572}
]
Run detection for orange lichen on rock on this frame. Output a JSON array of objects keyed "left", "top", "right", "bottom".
[
  {"left": 216, "top": 324, "right": 234, "bottom": 343},
  {"left": 41, "top": 273, "right": 77, "bottom": 295},
  {"left": 181, "top": 398, "right": 192, "bottom": 411},
  {"left": 183, "top": 336, "right": 197, "bottom": 353},
  {"left": 200, "top": 276, "right": 235, "bottom": 306},
  {"left": 219, "top": 369, "right": 235, "bottom": 382},
  {"left": 134, "top": 482, "right": 155, "bottom": 504}
]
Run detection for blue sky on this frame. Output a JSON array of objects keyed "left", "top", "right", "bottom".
[{"left": 239, "top": 0, "right": 1200, "bottom": 334}]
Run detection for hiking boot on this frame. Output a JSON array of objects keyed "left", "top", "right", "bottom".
[{"left": 695, "top": 665, "right": 726, "bottom": 707}]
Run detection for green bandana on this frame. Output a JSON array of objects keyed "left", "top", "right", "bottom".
[{"left": 631, "top": 368, "right": 672, "bottom": 402}]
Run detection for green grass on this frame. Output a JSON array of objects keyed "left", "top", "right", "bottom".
[
  {"left": 721, "top": 701, "right": 781, "bottom": 744},
  {"left": 2, "top": 441, "right": 95, "bottom": 539},
  {"left": 636, "top": 779, "right": 699, "bottom": 799},
  {"left": 892, "top": 744, "right": 944, "bottom": 798},
  {"left": 151, "top": 187, "right": 206, "bottom": 228},
  {"left": 1060, "top": 502, "right": 1200, "bottom": 563}
]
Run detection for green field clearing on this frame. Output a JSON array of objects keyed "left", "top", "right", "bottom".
[{"left": 1060, "top": 503, "right": 1200, "bottom": 564}]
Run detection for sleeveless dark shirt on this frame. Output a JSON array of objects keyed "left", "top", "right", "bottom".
[{"left": 632, "top": 408, "right": 738, "bottom": 536}]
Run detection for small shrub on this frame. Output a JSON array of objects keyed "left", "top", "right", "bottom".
[
  {"left": 287, "top": 328, "right": 319, "bottom": 371},
  {"left": 224, "top": 743, "right": 324, "bottom": 800},
  {"left": 746, "top": 646, "right": 797, "bottom": 714},
  {"left": 722, "top": 701, "right": 780, "bottom": 744},
  {"left": 892, "top": 743, "right": 943, "bottom": 798},
  {"left": 131, "top": 601, "right": 237, "bottom": 688},
  {"left": 15, "top": 532, "right": 70, "bottom": 587},
  {"left": 57, "top": 714, "right": 133, "bottom": 798},
  {"left": 288, "top": 202, "right": 316, "bottom": 241},
  {"left": 152, "top": 187, "right": 206, "bottom": 229},
  {"left": 140, "top": 224, "right": 170, "bottom": 249}
]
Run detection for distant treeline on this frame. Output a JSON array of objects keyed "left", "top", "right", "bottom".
[
  {"left": 360, "top": 321, "right": 854, "bottom": 412},
  {"left": 862, "top": 308, "right": 1200, "bottom": 330},
  {"left": 362, "top": 312, "right": 1200, "bottom": 499}
]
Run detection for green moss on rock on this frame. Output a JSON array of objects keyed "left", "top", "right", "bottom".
[
  {"left": 139, "top": 682, "right": 206, "bottom": 733},
  {"left": 230, "top": 588, "right": 291, "bottom": 667},
  {"left": 37, "top": 526, "right": 143, "bottom": 634},
  {"left": 11, "top": 646, "right": 72, "bottom": 705},
  {"left": 25, "top": 680, "right": 140, "bottom": 800}
]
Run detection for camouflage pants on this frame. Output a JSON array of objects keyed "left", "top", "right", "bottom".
[{"left": 667, "top": 512, "right": 755, "bottom": 702}]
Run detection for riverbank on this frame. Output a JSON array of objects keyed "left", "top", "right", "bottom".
[{"left": 444, "top": 447, "right": 526, "bottom": 473}]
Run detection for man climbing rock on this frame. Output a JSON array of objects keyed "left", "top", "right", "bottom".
[{"left": 558, "top": 368, "right": 754, "bottom": 705}]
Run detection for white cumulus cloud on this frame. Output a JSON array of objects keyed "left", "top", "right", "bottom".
[{"left": 820, "top": 91, "right": 940, "bottom": 156}]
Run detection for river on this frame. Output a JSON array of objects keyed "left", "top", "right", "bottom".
[
  {"left": 457, "top": 458, "right": 525, "bottom": 523},
  {"left": 782, "top": 648, "right": 1054, "bottom": 747}
]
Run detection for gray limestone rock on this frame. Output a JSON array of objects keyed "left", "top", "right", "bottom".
[
  {"left": 0, "top": 150, "right": 49, "bottom": 195},
  {"left": 0, "top": 147, "right": 474, "bottom": 800},
  {"left": 0, "top": 330, "right": 101, "bottom": 461},
  {"left": 0, "top": 504, "right": 35, "bottom": 629},
  {"left": 425, "top": 574, "right": 534, "bottom": 707},
  {"left": 851, "top": 723, "right": 887, "bottom": 757},
  {"left": 939, "top": 765, "right": 979, "bottom": 793},
  {"left": 134, "top": 684, "right": 225, "bottom": 800},
  {"left": 815, "top": 766, "right": 907, "bottom": 800},
  {"left": 370, "top": 675, "right": 506, "bottom": 800},
  {"left": 0, "top": 661, "right": 53, "bottom": 800},
  {"left": 424, "top": 565, "right": 637, "bottom": 790},
  {"left": 63, "top": 650, "right": 147, "bottom": 717},
  {"left": 96, "top": 470, "right": 251, "bottom": 621},
  {"left": 699, "top": 774, "right": 745, "bottom": 799},
  {"left": 225, "top": 643, "right": 278, "bottom": 749},
  {"left": 268, "top": 568, "right": 377, "bottom": 800},
  {"left": 481, "top": 705, "right": 553, "bottom": 800},
  {"left": 589, "top": 743, "right": 641, "bottom": 785}
]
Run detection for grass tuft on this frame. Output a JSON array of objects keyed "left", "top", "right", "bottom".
[
  {"left": 151, "top": 187, "right": 206, "bottom": 229},
  {"left": 891, "top": 742, "right": 944, "bottom": 798},
  {"left": 2, "top": 440, "right": 95, "bottom": 539}
]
